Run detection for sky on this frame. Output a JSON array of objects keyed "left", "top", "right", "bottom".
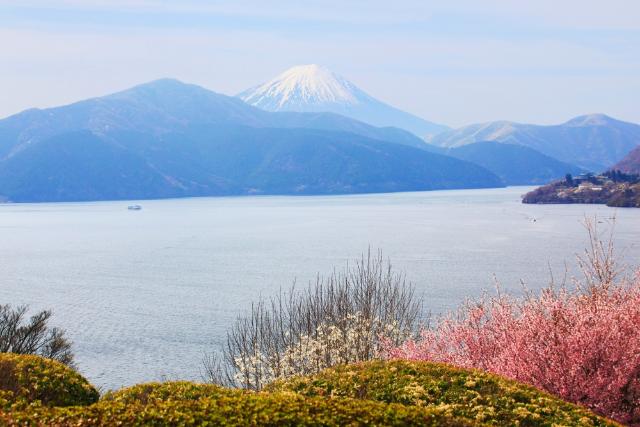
[{"left": 0, "top": 0, "right": 639, "bottom": 128}]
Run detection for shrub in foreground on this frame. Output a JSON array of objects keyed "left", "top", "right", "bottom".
[
  {"left": 0, "top": 353, "right": 99, "bottom": 410},
  {"left": 4, "top": 381, "right": 470, "bottom": 426},
  {"left": 269, "top": 360, "right": 614, "bottom": 426},
  {"left": 103, "top": 381, "right": 226, "bottom": 404},
  {"left": 385, "top": 221, "right": 640, "bottom": 424},
  {"left": 1, "top": 356, "right": 614, "bottom": 426}
]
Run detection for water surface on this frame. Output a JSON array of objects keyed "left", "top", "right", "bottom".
[{"left": 0, "top": 187, "right": 638, "bottom": 389}]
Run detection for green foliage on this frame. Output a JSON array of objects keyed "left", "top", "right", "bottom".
[
  {"left": 0, "top": 353, "right": 99, "bottom": 410},
  {"left": 103, "top": 381, "right": 227, "bottom": 404},
  {"left": 268, "top": 360, "right": 618, "bottom": 426},
  {"left": 4, "top": 382, "right": 469, "bottom": 426},
  {"left": 1, "top": 356, "right": 616, "bottom": 426}
]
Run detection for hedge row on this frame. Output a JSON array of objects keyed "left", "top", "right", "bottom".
[
  {"left": 0, "top": 354, "right": 618, "bottom": 426},
  {"left": 268, "top": 360, "right": 617, "bottom": 426},
  {"left": 3, "top": 383, "right": 469, "bottom": 426}
]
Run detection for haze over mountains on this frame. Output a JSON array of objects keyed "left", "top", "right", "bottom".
[
  {"left": 0, "top": 79, "right": 501, "bottom": 203},
  {"left": 0, "top": 78, "right": 426, "bottom": 153},
  {"left": 238, "top": 65, "right": 640, "bottom": 177},
  {"left": 446, "top": 142, "right": 584, "bottom": 185},
  {"left": 614, "top": 145, "right": 640, "bottom": 174},
  {"left": 0, "top": 70, "right": 638, "bottom": 203},
  {"left": 428, "top": 114, "right": 640, "bottom": 171},
  {"left": 238, "top": 64, "right": 449, "bottom": 139}
]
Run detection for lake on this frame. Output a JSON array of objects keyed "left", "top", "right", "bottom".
[{"left": 0, "top": 187, "right": 638, "bottom": 390}]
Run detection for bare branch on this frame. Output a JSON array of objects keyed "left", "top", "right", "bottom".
[
  {"left": 204, "top": 250, "right": 420, "bottom": 390},
  {"left": 0, "top": 304, "right": 74, "bottom": 366}
]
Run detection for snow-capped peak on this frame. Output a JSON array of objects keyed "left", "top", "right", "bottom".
[
  {"left": 239, "top": 64, "right": 364, "bottom": 110},
  {"left": 238, "top": 64, "right": 449, "bottom": 138}
]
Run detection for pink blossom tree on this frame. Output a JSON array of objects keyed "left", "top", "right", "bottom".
[{"left": 385, "top": 219, "right": 640, "bottom": 424}]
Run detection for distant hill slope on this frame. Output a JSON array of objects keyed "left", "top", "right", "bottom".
[
  {"left": 447, "top": 142, "right": 583, "bottom": 185},
  {"left": 613, "top": 145, "right": 640, "bottom": 174},
  {"left": 0, "top": 127, "right": 503, "bottom": 203},
  {"left": 0, "top": 78, "right": 428, "bottom": 154},
  {"left": 0, "top": 80, "right": 502, "bottom": 202},
  {"left": 428, "top": 114, "right": 640, "bottom": 171},
  {"left": 238, "top": 64, "right": 449, "bottom": 139}
]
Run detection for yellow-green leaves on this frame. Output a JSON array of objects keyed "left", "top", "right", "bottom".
[{"left": 0, "top": 353, "right": 99, "bottom": 410}]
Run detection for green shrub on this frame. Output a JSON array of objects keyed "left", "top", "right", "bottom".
[
  {"left": 102, "top": 381, "right": 226, "bottom": 405},
  {"left": 4, "top": 382, "right": 471, "bottom": 426},
  {"left": 268, "top": 360, "right": 618, "bottom": 426},
  {"left": 1, "top": 359, "right": 618, "bottom": 426},
  {"left": 0, "top": 353, "right": 99, "bottom": 410}
]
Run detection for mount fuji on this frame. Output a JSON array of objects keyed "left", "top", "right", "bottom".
[{"left": 238, "top": 64, "right": 449, "bottom": 139}]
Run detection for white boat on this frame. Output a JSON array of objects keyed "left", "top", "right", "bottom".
[{"left": 127, "top": 205, "right": 142, "bottom": 210}]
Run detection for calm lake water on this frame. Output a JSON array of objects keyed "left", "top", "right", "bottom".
[{"left": 0, "top": 187, "right": 638, "bottom": 390}]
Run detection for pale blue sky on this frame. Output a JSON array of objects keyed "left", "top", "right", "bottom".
[{"left": 1, "top": 0, "right": 639, "bottom": 127}]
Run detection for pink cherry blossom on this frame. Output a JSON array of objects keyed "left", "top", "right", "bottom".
[{"left": 385, "top": 227, "right": 640, "bottom": 424}]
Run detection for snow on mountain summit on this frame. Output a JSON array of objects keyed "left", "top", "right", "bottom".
[
  {"left": 239, "top": 64, "right": 366, "bottom": 110},
  {"left": 238, "top": 64, "right": 449, "bottom": 138}
]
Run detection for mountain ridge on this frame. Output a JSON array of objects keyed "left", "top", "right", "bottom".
[
  {"left": 0, "top": 79, "right": 503, "bottom": 203},
  {"left": 613, "top": 145, "right": 640, "bottom": 174},
  {"left": 427, "top": 114, "right": 640, "bottom": 171},
  {"left": 0, "top": 78, "right": 432, "bottom": 156},
  {"left": 447, "top": 142, "right": 583, "bottom": 185},
  {"left": 238, "top": 64, "right": 449, "bottom": 138}
]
